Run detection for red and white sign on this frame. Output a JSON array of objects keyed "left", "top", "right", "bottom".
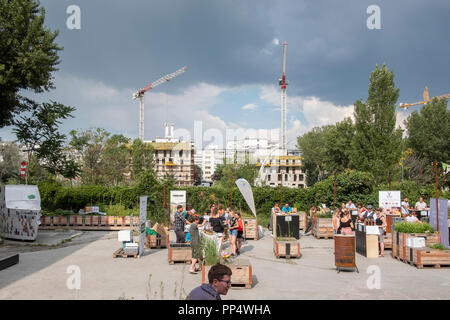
[{"left": 20, "top": 161, "right": 27, "bottom": 178}]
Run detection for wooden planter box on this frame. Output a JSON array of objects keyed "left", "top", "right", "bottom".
[
  {"left": 168, "top": 243, "right": 192, "bottom": 264},
  {"left": 405, "top": 247, "right": 450, "bottom": 268},
  {"left": 106, "top": 216, "right": 115, "bottom": 227},
  {"left": 41, "top": 216, "right": 51, "bottom": 226},
  {"left": 147, "top": 224, "right": 170, "bottom": 248},
  {"left": 201, "top": 258, "right": 252, "bottom": 289},
  {"left": 312, "top": 217, "right": 333, "bottom": 239},
  {"left": 243, "top": 218, "right": 258, "bottom": 240},
  {"left": 334, "top": 234, "right": 358, "bottom": 272},
  {"left": 298, "top": 211, "right": 307, "bottom": 231},
  {"left": 383, "top": 233, "right": 392, "bottom": 249},
  {"left": 392, "top": 230, "right": 440, "bottom": 261},
  {"left": 83, "top": 215, "right": 93, "bottom": 226},
  {"left": 273, "top": 237, "right": 300, "bottom": 259}
]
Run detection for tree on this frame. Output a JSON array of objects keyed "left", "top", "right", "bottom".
[
  {"left": 69, "top": 128, "right": 110, "bottom": 185},
  {"left": 0, "top": 0, "right": 62, "bottom": 127},
  {"left": 102, "top": 134, "right": 131, "bottom": 186},
  {"left": 297, "top": 125, "right": 332, "bottom": 186},
  {"left": 131, "top": 139, "right": 155, "bottom": 179},
  {"left": 13, "top": 101, "right": 76, "bottom": 183},
  {"left": 405, "top": 97, "right": 449, "bottom": 164},
  {"left": 350, "top": 64, "right": 403, "bottom": 184},
  {"left": 194, "top": 165, "right": 203, "bottom": 185},
  {"left": 0, "top": 142, "right": 23, "bottom": 183},
  {"left": 324, "top": 117, "right": 355, "bottom": 172}
]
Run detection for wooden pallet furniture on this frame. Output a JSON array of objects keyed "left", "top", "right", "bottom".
[
  {"left": 243, "top": 218, "right": 258, "bottom": 240},
  {"left": 38, "top": 215, "right": 136, "bottom": 231},
  {"left": 273, "top": 237, "right": 300, "bottom": 259},
  {"left": 392, "top": 230, "right": 440, "bottom": 261},
  {"left": 168, "top": 243, "right": 192, "bottom": 264},
  {"left": 298, "top": 211, "right": 307, "bottom": 231},
  {"left": 113, "top": 248, "right": 138, "bottom": 259},
  {"left": 273, "top": 214, "right": 299, "bottom": 239},
  {"left": 312, "top": 217, "right": 333, "bottom": 239},
  {"left": 405, "top": 247, "right": 450, "bottom": 269},
  {"left": 146, "top": 223, "right": 170, "bottom": 249},
  {"left": 355, "top": 224, "right": 379, "bottom": 258},
  {"left": 202, "top": 258, "right": 252, "bottom": 289}
]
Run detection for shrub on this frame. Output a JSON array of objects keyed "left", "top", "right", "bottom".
[
  {"left": 393, "top": 221, "right": 434, "bottom": 234},
  {"left": 427, "top": 243, "right": 447, "bottom": 250}
]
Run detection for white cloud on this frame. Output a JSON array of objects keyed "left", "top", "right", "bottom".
[{"left": 242, "top": 103, "right": 257, "bottom": 111}]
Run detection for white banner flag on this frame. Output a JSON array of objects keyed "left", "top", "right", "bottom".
[{"left": 235, "top": 178, "right": 256, "bottom": 217}]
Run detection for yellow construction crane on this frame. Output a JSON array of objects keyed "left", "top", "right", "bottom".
[{"left": 398, "top": 86, "right": 450, "bottom": 109}]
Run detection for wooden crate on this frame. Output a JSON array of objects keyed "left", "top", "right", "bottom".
[
  {"left": 168, "top": 243, "right": 192, "bottom": 264},
  {"left": 115, "top": 216, "right": 123, "bottom": 226},
  {"left": 106, "top": 216, "right": 115, "bottom": 227},
  {"left": 298, "top": 211, "right": 307, "bottom": 231},
  {"left": 312, "top": 217, "right": 333, "bottom": 239},
  {"left": 41, "top": 216, "right": 51, "bottom": 226},
  {"left": 68, "top": 215, "right": 77, "bottom": 226},
  {"left": 100, "top": 216, "right": 107, "bottom": 226},
  {"left": 84, "top": 215, "right": 93, "bottom": 226},
  {"left": 243, "top": 218, "right": 258, "bottom": 240},
  {"left": 393, "top": 231, "right": 440, "bottom": 261},
  {"left": 124, "top": 216, "right": 132, "bottom": 226},
  {"left": 202, "top": 258, "right": 252, "bottom": 289},
  {"left": 406, "top": 247, "right": 450, "bottom": 268},
  {"left": 273, "top": 237, "right": 300, "bottom": 259}
]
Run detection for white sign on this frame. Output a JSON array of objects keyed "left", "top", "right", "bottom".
[
  {"left": 139, "top": 196, "right": 147, "bottom": 258},
  {"left": 170, "top": 190, "right": 186, "bottom": 203},
  {"left": 379, "top": 191, "right": 401, "bottom": 209}
]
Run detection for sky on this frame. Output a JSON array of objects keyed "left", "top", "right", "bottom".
[{"left": 1, "top": 0, "right": 449, "bottom": 149}]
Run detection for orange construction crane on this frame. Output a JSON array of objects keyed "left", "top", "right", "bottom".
[{"left": 398, "top": 86, "right": 450, "bottom": 109}]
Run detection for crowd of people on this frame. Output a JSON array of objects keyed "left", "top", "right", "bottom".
[{"left": 173, "top": 203, "right": 246, "bottom": 275}]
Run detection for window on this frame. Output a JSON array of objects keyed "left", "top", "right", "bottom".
[
  {"left": 299, "top": 174, "right": 304, "bottom": 181},
  {"left": 293, "top": 175, "right": 297, "bottom": 182},
  {"left": 179, "top": 150, "right": 183, "bottom": 158},
  {"left": 278, "top": 174, "right": 281, "bottom": 181},
  {"left": 285, "top": 174, "right": 288, "bottom": 181},
  {"left": 267, "top": 174, "right": 271, "bottom": 181}
]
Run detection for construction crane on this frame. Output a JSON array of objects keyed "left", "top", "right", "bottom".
[
  {"left": 278, "top": 41, "right": 288, "bottom": 154},
  {"left": 132, "top": 66, "right": 187, "bottom": 141},
  {"left": 398, "top": 86, "right": 450, "bottom": 109}
]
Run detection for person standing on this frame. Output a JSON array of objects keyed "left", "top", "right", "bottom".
[
  {"left": 209, "top": 208, "right": 225, "bottom": 251},
  {"left": 346, "top": 200, "right": 356, "bottom": 209},
  {"left": 338, "top": 210, "right": 354, "bottom": 235},
  {"left": 357, "top": 202, "right": 367, "bottom": 222},
  {"left": 174, "top": 205, "right": 189, "bottom": 243},
  {"left": 187, "top": 264, "right": 232, "bottom": 300},
  {"left": 363, "top": 205, "right": 376, "bottom": 220},
  {"left": 375, "top": 208, "right": 387, "bottom": 257},
  {"left": 304, "top": 205, "right": 316, "bottom": 235},
  {"left": 269, "top": 203, "right": 281, "bottom": 231},
  {"left": 414, "top": 197, "right": 428, "bottom": 210},
  {"left": 188, "top": 215, "right": 202, "bottom": 274},
  {"left": 235, "top": 212, "right": 244, "bottom": 255},
  {"left": 228, "top": 210, "right": 239, "bottom": 256},
  {"left": 401, "top": 197, "right": 410, "bottom": 216}
]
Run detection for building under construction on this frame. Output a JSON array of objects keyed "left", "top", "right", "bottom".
[{"left": 146, "top": 123, "right": 195, "bottom": 186}]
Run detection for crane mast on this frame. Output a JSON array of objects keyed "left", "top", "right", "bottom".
[
  {"left": 280, "top": 41, "right": 288, "bottom": 154},
  {"left": 132, "top": 66, "right": 187, "bottom": 141}
]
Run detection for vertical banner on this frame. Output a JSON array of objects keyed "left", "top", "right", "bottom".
[
  {"left": 430, "top": 198, "right": 449, "bottom": 248},
  {"left": 139, "top": 196, "right": 147, "bottom": 258},
  {"left": 170, "top": 190, "right": 186, "bottom": 223}
]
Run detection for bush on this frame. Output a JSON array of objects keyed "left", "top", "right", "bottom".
[{"left": 394, "top": 221, "right": 434, "bottom": 234}]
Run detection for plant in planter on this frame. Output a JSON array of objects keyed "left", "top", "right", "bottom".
[
  {"left": 200, "top": 237, "right": 219, "bottom": 266},
  {"left": 394, "top": 222, "right": 434, "bottom": 234},
  {"left": 427, "top": 243, "right": 447, "bottom": 250}
]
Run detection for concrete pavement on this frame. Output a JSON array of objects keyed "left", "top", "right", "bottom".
[{"left": 0, "top": 230, "right": 449, "bottom": 299}]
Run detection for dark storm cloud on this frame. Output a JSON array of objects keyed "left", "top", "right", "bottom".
[{"left": 41, "top": 0, "right": 449, "bottom": 105}]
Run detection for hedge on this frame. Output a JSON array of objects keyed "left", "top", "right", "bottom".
[{"left": 36, "top": 170, "right": 450, "bottom": 225}]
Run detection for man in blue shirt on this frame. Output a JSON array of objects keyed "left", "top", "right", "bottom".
[
  {"left": 187, "top": 264, "right": 232, "bottom": 300},
  {"left": 282, "top": 203, "right": 292, "bottom": 214}
]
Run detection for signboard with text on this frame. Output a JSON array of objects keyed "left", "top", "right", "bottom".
[
  {"left": 379, "top": 191, "right": 401, "bottom": 209},
  {"left": 170, "top": 190, "right": 186, "bottom": 223},
  {"left": 139, "top": 196, "right": 147, "bottom": 258}
]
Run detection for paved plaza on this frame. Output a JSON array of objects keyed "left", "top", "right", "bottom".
[{"left": 0, "top": 229, "right": 449, "bottom": 300}]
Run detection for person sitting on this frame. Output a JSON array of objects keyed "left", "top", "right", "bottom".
[
  {"left": 187, "top": 264, "right": 232, "bottom": 300},
  {"left": 338, "top": 210, "right": 354, "bottom": 235},
  {"left": 405, "top": 211, "right": 421, "bottom": 223},
  {"left": 282, "top": 203, "right": 292, "bottom": 214}
]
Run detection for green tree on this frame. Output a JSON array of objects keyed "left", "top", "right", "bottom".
[
  {"left": 405, "top": 97, "right": 449, "bottom": 163},
  {"left": 131, "top": 139, "right": 155, "bottom": 179},
  {"left": 350, "top": 64, "right": 403, "bottom": 184},
  {"left": 297, "top": 125, "right": 332, "bottom": 186},
  {"left": 0, "top": 142, "right": 23, "bottom": 183},
  {"left": 69, "top": 128, "right": 110, "bottom": 185},
  {"left": 0, "top": 0, "right": 62, "bottom": 127},
  {"left": 12, "top": 101, "right": 76, "bottom": 183},
  {"left": 102, "top": 134, "right": 131, "bottom": 186},
  {"left": 324, "top": 117, "right": 355, "bottom": 172},
  {"left": 194, "top": 164, "right": 203, "bottom": 185}
]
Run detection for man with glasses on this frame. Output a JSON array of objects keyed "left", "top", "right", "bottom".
[{"left": 187, "top": 264, "right": 232, "bottom": 300}]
